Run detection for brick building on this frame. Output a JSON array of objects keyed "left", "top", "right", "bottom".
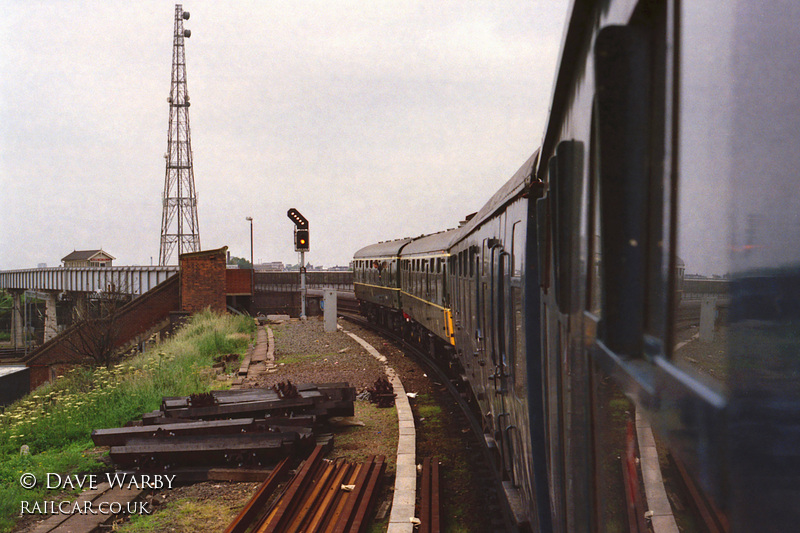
[{"left": 179, "top": 247, "right": 228, "bottom": 313}]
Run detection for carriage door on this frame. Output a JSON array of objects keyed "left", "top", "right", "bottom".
[{"left": 490, "top": 239, "right": 513, "bottom": 479}]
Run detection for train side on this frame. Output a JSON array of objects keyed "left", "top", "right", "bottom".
[
  {"left": 355, "top": 0, "right": 800, "bottom": 531},
  {"left": 397, "top": 230, "right": 459, "bottom": 348},
  {"left": 353, "top": 237, "right": 411, "bottom": 328},
  {"left": 535, "top": 0, "right": 800, "bottom": 531},
  {"left": 446, "top": 152, "right": 542, "bottom": 527}
]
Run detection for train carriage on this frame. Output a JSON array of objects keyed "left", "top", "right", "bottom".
[
  {"left": 446, "top": 151, "right": 542, "bottom": 527},
  {"left": 534, "top": 0, "right": 800, "bottom": 531},
  {"left": 354, "top": 0, "right": 800, "bottom": 531},
  {"left": 353, "top": 237, "right": 411, "bottom": 328},
  {"left": 397, "top": 229, "right": 459, "bottom": 349}
]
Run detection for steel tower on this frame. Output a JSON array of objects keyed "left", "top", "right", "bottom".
[{"left": 158, "top": 4, "right": 200, "bottom": 265}]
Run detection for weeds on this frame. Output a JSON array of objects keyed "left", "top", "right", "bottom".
[{"left": 0, "top": 309, "right": 254, "bottom": 533}]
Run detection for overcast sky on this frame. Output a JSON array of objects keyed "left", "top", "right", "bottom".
[{"left": 1, "top": 0, "right": 569, "bottom": 270}]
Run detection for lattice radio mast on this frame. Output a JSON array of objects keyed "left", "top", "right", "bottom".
[{"left": 159, "top": 4, "right": 200, "bottom": 265}]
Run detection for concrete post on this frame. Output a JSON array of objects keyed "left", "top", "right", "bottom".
[
  {"left": 10, "top": 290, "right": 24, "bottom": 349},
  {"left": 43, "top": 291, "right": 59, "bottom": 342},
  {"left": 323, "top": 290, "right": 337, "bottom": 332},
  {"left": 73, "top": 292, "right": 89, "bottom": 321},
  {"left": 699, "top": 297, "right": 717, "bottom": 342}
]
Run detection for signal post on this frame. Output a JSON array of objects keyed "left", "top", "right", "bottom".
[{"left": 287, "top": 208, "right": 310, "bottom": 318}]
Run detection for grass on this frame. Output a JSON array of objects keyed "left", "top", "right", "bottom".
[
  {"left": 118, "top": 498, "right": 244, "bottom": 533},
  {"left": 331, "top": 400, "right": 398, "bottom": 474},
  {"left": 413, "top": 393, "right": 481, "bottom": 533},
  {"left": 0, "top": 309, "right": 255, "bottom": 533}
]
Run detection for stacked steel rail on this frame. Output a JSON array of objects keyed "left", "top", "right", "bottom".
[
  {"left": 92, "top": 383, "right": 354, "bottom": 469},
  {"left": 225, "top": 444, "right": 386, "bottom": 533}
]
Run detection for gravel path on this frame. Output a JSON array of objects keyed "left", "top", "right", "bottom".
[{"left": 243, "top": 317, "right": 388, "bottom": 391}]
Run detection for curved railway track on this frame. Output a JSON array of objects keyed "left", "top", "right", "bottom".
[{"left": 338, "top": 306, "right": 513, "bottom": 533}]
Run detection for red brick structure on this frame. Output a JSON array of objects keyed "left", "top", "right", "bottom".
[
  {"left": 179, "top": 247, "right": 228, "bottom": 313},
  {"left": 226, "top": 268, "right": 253, "bottom": 296}
]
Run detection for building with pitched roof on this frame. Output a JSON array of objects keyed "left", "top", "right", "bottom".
[{"left": 61, "top": 250, "right": 115, "bottom": 268}]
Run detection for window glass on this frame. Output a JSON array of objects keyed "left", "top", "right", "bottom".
[
  {"left": 675, "top": 2, "right": 800, "bottom": 393},
  {"left": 512, "top": 222, "right": 523, "bottom": 278}
]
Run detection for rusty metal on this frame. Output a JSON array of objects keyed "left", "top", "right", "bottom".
[
  {"left": 188, "top": 391, "right": 216, "bottom": 407},
  {"left": 367, "top": 377, "right": 395, "bottom": 407},
  {"left": 620, "top": 419, "right": 648, "bottom": 533},
  {"left": 259, "top": 444, "right": 329, "bottom": 532},
  {"left": 273, "top": 380, "right": 300, "bottom": 399},
  {"left": 229, "top": 446, "right": 386, "bottom": 533},
  {"left": 290, "top": 459, "right": 351, "bottom": 531},
  {"left": 430, "top": 459, "right": 440, "bottom": 533},
  {"left": 331, "top": 458, "right": 373, "bottom": 533},
  {"left": 223, "top": 456, "right": 292, "bottom": 533},
  {"left": 341, "top": 455, "right": 386, "bottom": 532},
  {"left": 621, "top": 455, "right": 647, "bottom": 533},
  {"left": 419, "top": 457, "right": 441, "bottom": 533},
  {"left": 671, "top": 452, "right": 730, "bottom": 533}
]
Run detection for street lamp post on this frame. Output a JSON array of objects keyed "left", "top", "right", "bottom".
[{"left": 246, "top": 217, "right": 254, "bottom": 295}]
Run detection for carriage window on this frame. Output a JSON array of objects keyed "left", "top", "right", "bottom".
[
  {"left": 511, "top": 221, "right": 526, "bottom": 396},
  {"left": 512, "top": 222, "right": 523, "bottom": 278},
  {"left": 469, "top": 248, "right": 475, "bottom": 278}
]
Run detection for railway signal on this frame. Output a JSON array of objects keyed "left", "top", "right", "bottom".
[
  {"left": 287, "top": 207, "right": 309, "bottom": 318},
  {"left": 295, "top": 228, "right": 310, "bottom": 252}
]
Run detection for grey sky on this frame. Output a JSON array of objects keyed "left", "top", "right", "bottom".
[{"left": 1, "top": 1, "right": 569, "bottom": 270}]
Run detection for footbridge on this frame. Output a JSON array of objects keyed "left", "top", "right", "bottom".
[
  {"left": 0, "top": 266, "right": 179, "bottom": 348},
  {"left": 0, "top": 266, "right": 179, "bottom": 296}
]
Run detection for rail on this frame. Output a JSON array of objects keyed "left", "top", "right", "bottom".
[
  {"left": 224, "top": 444, "right": 386, "bottom": 533},
  {"left": 418, "top": 457, "right": 441, "bottom": 533}
]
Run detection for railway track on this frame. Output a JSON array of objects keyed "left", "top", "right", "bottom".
[{"left": 338, "top": 307, "right": 512, "bottom": 533}]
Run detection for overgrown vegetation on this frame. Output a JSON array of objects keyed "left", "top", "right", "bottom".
[{"left": 0, "top": 309, "right": 254, "bottom": 533}]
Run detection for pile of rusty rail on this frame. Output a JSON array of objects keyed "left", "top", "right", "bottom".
[
  {"left": 149, "top": 381, "right": 355, "bottom": 422},
  {"left": 418, "top": 457, "right": 441, "bottom": 533},
  {"left": 92, "top": 383, "right": 355, "bottom": 469},
  {"left": 225, "top": 444, "right": 386, "bottom": 533}
]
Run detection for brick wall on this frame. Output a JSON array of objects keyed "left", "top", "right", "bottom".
[
  {"left": 226, "top": 268, "right": 252, "bottom": 295},
  {"left": 180, "top": 247, "right": 227, "bottom": 313}
]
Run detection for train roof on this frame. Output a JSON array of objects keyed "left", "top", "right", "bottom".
[
  {"left": 353, "top": 237, "right": 414, "bottom": 260},
  {"left": 454, "top": 151, "right": 538, "bottom": 240},
  {"left": 400, "top": 228, "right": 461, "bottom": 257}
]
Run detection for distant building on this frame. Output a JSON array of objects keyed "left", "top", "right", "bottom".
[
  {"left": 255, "top": 262, "right": 284, "bottom": 272},
  {"left": 61, "top": 250, "right": 115, "bottom": 268}
]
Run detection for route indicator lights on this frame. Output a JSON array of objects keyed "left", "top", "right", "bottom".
[{"left": 287, "top": 208, "right": 308, "bottom": 229}]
